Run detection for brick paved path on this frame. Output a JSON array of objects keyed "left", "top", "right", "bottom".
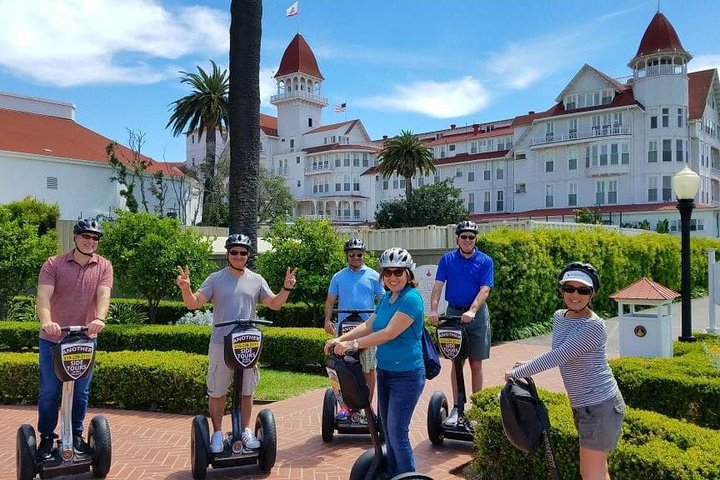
[{"left": 1, "top": 341, "right": 568, "bottom": 480}]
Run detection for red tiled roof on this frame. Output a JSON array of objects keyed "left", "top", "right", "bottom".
[
  {"left": 688, "top": 69, "right": 716, "bottom": 121},
  {"left": 630, "top": 12, "right": 690, "bottom": 64},
  {"left": 274, "top": 33, "right": 324, "bottom": 80},
  {"left": 424, "top": 126, "right": 513, "bottom": 147},
  {"left": 303, "top": 143, "right": 380, "bottom": 154},
  {"left": 469, "top": 202, "right": 694, "bottom": 223},
  {"left": 361, "top": 149, "right": 509, "bottom": 176},
  {"left": 306, "top": 120, "right": 357, "bottom": 135},
  {"left": 610, "top": 277, "right": 679, "bottom": 301},
  {"left": 260, "top": 113, "right": 278, "bottom": 137},
  {"left": 0, "top": 108, "right": 182, "bottom": 176}
]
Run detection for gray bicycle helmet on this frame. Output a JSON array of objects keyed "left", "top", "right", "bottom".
[
  {"left": 73, "top": 219, "right": 104, "bottom": 238},
  {"left": 225, "top": 233, "right": 252, "bottom": 252},
  {"left": 379, "top": 247, "right": 415, "bottom": 270},
  {"left": 455, "top": 220, "right": 478, "bottom": 236},
  {"left": 344, "top": 238, "right": 366, "bottom": 252}
]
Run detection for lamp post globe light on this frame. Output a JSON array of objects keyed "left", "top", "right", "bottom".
[{"left": 672, "top": 166, "right": 701, "bottom": 343}]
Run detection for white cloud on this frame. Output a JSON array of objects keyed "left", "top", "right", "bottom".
[
  {"left": 360, "top": 76, "right": 490, "bottom": 118},
  {"left": 0, "top": 0, "right": 228, "bottom": 87},
  {"left": 690, "top": 55, "right": 720, "bottom": 73},
  {"left": 259, "top": 67, "right": 276, "bottom": 107}
]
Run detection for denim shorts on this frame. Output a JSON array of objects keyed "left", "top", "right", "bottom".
[
  {"left": 206, "top": 342, "right": 259, "bottom": 397},
  {"left": 572, "top": 392, "right": 625, "bottom": 451},
  {"left": 359, "top": 346, "right": 377, "bottom": 373}
]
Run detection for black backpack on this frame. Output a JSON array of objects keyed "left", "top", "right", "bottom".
[{"left": 499, "top": 377, "right": 550, "bottom": 453}]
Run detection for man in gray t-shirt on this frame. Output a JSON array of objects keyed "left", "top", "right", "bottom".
[{"left": 176, "top": 234, "right": 296, "bottom": 453}]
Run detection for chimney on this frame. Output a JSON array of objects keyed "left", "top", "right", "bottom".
[
  {"left": 472, "top": 124, "right": 479, "bottom": 134},
  {"left": 382, "top": 135, "right": 388, "bottom": 140},
  {"left": 450, "top": 124, "right": 456, "bottom": 129},
  {"left": 528, "top": 111, "right": 535, "bottom": 115}
]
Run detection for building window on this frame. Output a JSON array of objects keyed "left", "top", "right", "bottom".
[
  {"left": 483, "top": 191, "right": 491, "bottom": 212},
  {"left": 608, "top": 180, "right": 617, "bottom": 204},
  {"left": 648, "top": 177, "right": 658, "bottom": 202},
  {"left": 662, "top": 139, "right": 672, "bottom": 162},
  {"left": 297, "top": 180, "right": 301, "bottom": 187},
  {"left": 363, "top": 153, "right": 369, "bottom": 167},
  {"left": 676, "top": 139, "right": 684, "bottom": 162},
  {"left": 308, "top": 118, "right": 313, "bottom": 127},
  {"left": 455, "top": 167, "right": 463, "bottom": 178},
  {"left": 46, "top": 176, "right": 58, "bottom": 190},
  {"left": 662, "top": 175, "right": 672, "bottom": 201},
  {"left": 596, "top": 181, "right": 605, "bottom": 205},
  {"left": 648, "top": 141, "right": 658, "bottom": 162},
  {"left": 545, "top": 185, "right": 554, "bottom": 208},
  {"left": 650, "top": 115, "right": 658, "bottom": 129},
  {"left": 382, "top": 180, "right": 388, "bottom": 190},
  {"left": 568, "top": 182, "right": 577, "bottom": 206},
  {"left": 515, "top": 183, "right": 527, "bottom": 193},
  {"left": 496, "top": 168, "right": 503, "bottom": 180},
  {"left": 545, "top": 159, "right": 554, "bottom": 173},
  {"left": 449, "top": 144, "right": 456, "bottom": 152},
  {"left": 484, "top": 169, "right": 491, "bottom": 181},
  {"left": 621, "top": 143, "right": 630, "bottom": 164},
  {"left": 662, "top": 108, "right": 669, "bottom": 128},
  {"left": 496, "top": 190, "right": 504, "bottom": 211},
  {"left": 470, "top": 141, "right": 477, "bottom": 154},
  {"left": 600, "top": 145, "right": 608, "bottom": 166},
  {"left": 468, "top": 171, "right": 475, "bottom": 182},
  {"left": 677, "top": 108, "right": 684, "bottom": 128},
  {"left": 468, "top": 192, "right": 475, "bottom": 212},
  {"left": 569, "top": 118, "right": 578, "bottom": 139}
]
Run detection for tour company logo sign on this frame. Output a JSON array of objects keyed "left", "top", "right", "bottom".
[
  {"left": 60, "top": 342, "right": 95, "bottom": 380},
  {"left": 230, "top": 330, "right": 262, "bottom": 368},
  {"left": 437, "top": 327, "right": 463, "bottom": 360}
]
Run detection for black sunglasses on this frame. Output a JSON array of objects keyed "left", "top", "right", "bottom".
[
  {"left": 80, "top": 233, "right": 100, "bottom": 241},
  {"left": 228, "top": 250, "right": 249, "bottom": 257},
  {"left": 459, "top": 234, "right": 476, "bottom": 240},
  {"left": 382, "top": 268, "right": 406, "bottom": 278},
  {"left": 560, "top": 285, "right": 593, "bottom": 295},
  {"left": 348, "top": 253, "right": 364, "bottom": 259}
]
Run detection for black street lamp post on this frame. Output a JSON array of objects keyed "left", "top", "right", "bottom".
[{"left": 673, "top": 166, "right": 701, "bottom": 343}]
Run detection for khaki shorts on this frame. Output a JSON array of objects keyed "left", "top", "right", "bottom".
[
  {"left": 359, "top": 346, "right": 377, "bottom": 373},
  {"left": 572, "top": 393, "right": 625, "bottom": 451},
  {"left": 206, "top": 342, "right": 259, "bottom": 398}
]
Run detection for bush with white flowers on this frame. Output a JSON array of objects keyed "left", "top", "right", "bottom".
[{"left": 176, "top": 309, "right": 213, "bottom": 325}]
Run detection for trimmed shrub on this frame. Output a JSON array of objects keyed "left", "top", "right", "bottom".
[{"left": 469, "top": 387, "right": 720, "bottom": 479}]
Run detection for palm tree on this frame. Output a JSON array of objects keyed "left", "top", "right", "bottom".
[
  {"left": 167, "top": 61, "right": 229, "bottom": 225},
  {"left": 228, "top": 0, "right": 262, "bottom": 260},
  {"left": 377, "top": 130, "right": 436, "bottom": 200}
]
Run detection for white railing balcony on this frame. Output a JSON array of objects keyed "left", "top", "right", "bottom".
[
  {"left": 270, "top": 91, "right": 328, "bottom": 106},
  {"left": 586, "top": 162, "right": 631, "bottom": 177},
  {"left": 635, "top": 64, "right": 686, "bottom": 79},
  {"left": 530, "top": 125, "right": 631, "bottom": 147},
  {"left": 304, "top": 164, "right": 335, "bottom": 174}
]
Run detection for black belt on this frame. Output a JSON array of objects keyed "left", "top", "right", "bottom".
[{"left": 449, "top": 304, "right": 471, "bottom": 311}]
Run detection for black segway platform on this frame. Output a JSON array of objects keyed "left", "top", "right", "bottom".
[
  {"left": 427, "top": 316, "right": 474, "bottom": 445},
  {"left": 17, "top": 326, "right": 111, "bottom": 480},
  {"left": 322, "top": 309, "right": 376, "bottom": 442},
  {"left": 190, "top": 318, "right": 277, "bottom": 479}
]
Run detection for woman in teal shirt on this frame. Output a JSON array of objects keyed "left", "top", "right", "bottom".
[{"left": 326, "top": 247, "right": 425, "bottom": 477}]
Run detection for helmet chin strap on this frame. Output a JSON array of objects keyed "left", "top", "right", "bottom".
[{"left": 74, "top": 247, "right": 94, "bottom": 257}]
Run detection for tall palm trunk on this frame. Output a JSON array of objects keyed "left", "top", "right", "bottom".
[
  {"left": 404, "top": 174, "right": 413, "bottom": 200},
  {"left": 203, "top": 125, "right": 217, "bottom": 223},
  {"left": 229, "top": 0, "right": 262, "bottom": 264}
]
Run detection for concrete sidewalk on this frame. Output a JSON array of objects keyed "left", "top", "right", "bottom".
[{"left": 1, "top": 297, "right": 713, "bottom": 479}]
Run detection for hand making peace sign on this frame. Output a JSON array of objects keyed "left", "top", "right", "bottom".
[
  {"left": 283, "top": 267, "right": 298, "bottom": 290},
  {"left": 176, "top": 265, "right": 191, "bottom": 291}
]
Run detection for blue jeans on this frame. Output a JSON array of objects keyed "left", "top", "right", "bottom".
[
  {"left": 38, "top": 338, "right": 94, "bottom": 437},
  {"left": 377, "top": 367, "right": 425, "bottom": 477}
]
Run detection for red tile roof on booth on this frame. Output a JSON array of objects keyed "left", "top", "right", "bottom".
[
  {"left": 274, "top": 33, "right": 324, "bottom": 80},
  {"left": 0, "top": 107, "right": 183, "bottom": 176},
  {"left": 610, "top": 277, "right": 679, "bottom": 301}
]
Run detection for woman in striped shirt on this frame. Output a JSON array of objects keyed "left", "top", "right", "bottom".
[{"left": 506, "top": 262, "right": 625, "bottom": 480}]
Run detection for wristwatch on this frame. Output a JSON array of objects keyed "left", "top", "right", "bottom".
[{"left": 351, "top": 339, "right": 359, "bottom": 351}]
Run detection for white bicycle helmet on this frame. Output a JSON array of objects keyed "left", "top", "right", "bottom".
[{"left": 379, "top": 247, "right": 415, "bottom": 270}]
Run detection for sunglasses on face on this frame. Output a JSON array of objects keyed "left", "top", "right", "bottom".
[
  {"left": 79, "top": 233, "right": 99, "bottom": 241},
  {"left": 382, "top": 268, "right": 406, "bottom": 278},
  {"left": 560, "top": 285, "right": 593, "bottom": 295},
  {"left": 459, "top": 235, "right": 476, "bottom": 241},
  {"left": 228, "top": 250, "right": 249, "bottom": 257},
  {"left": 348, "top": 253, "right": 364, "bottom": 259}
]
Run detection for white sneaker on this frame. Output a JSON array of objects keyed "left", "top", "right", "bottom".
[
  {"left": 444, "top": 407, "right": 460, "bottom": 427},
  {"left": 209, "top": 431, "right": 224, "bottom": 453},
  {"left": 241, "top": 428, "right": 260, "bottom": 449}
]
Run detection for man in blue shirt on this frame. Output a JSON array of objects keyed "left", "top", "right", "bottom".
[
  {"left": 324, "top": 238, "right": 384, "bottom": 419},
  {"left": 429, "top": 221, "right": 494, "bottom": 426}
]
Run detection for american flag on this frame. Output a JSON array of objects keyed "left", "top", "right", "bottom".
[{"left": 335, "top": 102, "right": 346, "bottom": 113}]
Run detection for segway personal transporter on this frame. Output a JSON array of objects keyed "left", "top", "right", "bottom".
[
  {"left": 190, "top": 317, "right": 277, "bottom": 479},
  {"left": 16, "top": 325, "right": 111, "bottom": 480},
  {"left": 322, "top": 308, "right": 376, "bottom": 442},
  {"left": 427, "top": 315, "right": 474, "bottom": 445},
  {"left": 326, "top": 351, "right": 432, "bottom": 480}
]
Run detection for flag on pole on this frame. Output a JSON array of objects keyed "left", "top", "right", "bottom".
[
  {"left": 286, "top": 1, "right": 299, "bottom": 17},
  {"left": 335, "top": 102, "right": 346, "bottom": 113}
]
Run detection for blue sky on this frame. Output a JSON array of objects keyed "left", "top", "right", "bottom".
[{"left": 1, "top": 0, "right": 718, "bottom": 163}]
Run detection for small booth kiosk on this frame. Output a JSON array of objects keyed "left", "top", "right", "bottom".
[{"left": 611, "top": 278, "right": 679, "bottom": 358}]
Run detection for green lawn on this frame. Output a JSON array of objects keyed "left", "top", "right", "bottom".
[{"left": 254, "top": 370, "right": 329, "bottom": 401}]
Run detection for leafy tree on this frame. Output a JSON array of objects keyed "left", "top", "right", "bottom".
[
  {"left": 256, "top": 218, "right": 347, "bottom": 324},
  {"left": 259, "top": 167, "right": 295, "bottom": 224},
  {"left": 107, "top": 129, "right": 155, "bottom": 214},
  {"left": 0, "top": 199, "right": 59, "bottom": 318},
  {"left": 375, "top": 180, "right": 468, "bottom": 228},
  {"left": 656, "top": 218, "right": 670, "bottom": 234},
  {"left": 167, "top": 60, "right": 229, "bottom": 226},
  {"left": 574, "top": 206, "right": 603, "bottom": 224},
  {"left": 98, "top": 211, "right": 215, "bottom": 322},
  {"left": 228, "top": 0, "right": 262, "bottom": 265},
  {"left": 377, "top": 130, "right": 435, "bottom": 200}
]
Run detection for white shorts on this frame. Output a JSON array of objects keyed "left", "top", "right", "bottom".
[{"left": 206, "top": 342, "right": 259, "bottom": 397}]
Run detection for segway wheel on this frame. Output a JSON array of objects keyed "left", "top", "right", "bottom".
[
  {"left": 427, "top": 391, "right": 448, "bottom": 446},
  {"left": 321, "top": 388, "right": 336, "bottom": 442},
  {"left": 190, "top": 415, "right": 209, "bottom": 480},
  {"left": 349, "top": 446, "right": 386, "bottom": 480},
  {"left": 389, "top": 473, "right": 435, "bottom": 480},
  {"left": 89, "top": 415, "right": 112, "bottom": 478},
  {"left": 16, "top": 424, "right": 37, "bottom": 480},
  {"left": 256, "top": 409, "right": 277, "bottom": 472}
]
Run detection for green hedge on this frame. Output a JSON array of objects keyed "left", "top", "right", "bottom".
[
  {"left": 0, "top": 322, "right": 330, "bottom": 373},
  {"left": 469, "top": 387, "right": 720, "bottom": 479},
  {"left": 610, "top": 337, "right": 720, "bottom": 429},
  {"left": 0, "top": 351, "right": 327, "bottom": 414},
  {"left": 478, "top": 228, "right": 720, "bottom": 341},
  {"left": 9, "top": 296, "right": 318, "bottom": 327}
]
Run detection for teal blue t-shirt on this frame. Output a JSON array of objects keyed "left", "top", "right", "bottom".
[{"left": 372, "top": 286, "right": 424, "bottom": 372}]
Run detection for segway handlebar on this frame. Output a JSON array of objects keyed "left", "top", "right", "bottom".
[
  {"left": 333, "top": 309, "right": 375, "bottom": 314},
  {"left": 213, "top": 317, "right": 274, "bottom": 328},
  {"left": 438, "top": 315, "right": 463, "bottom": 324},
  {"left": 60, "top": 325, "right": 89, "bottom": 332}
]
